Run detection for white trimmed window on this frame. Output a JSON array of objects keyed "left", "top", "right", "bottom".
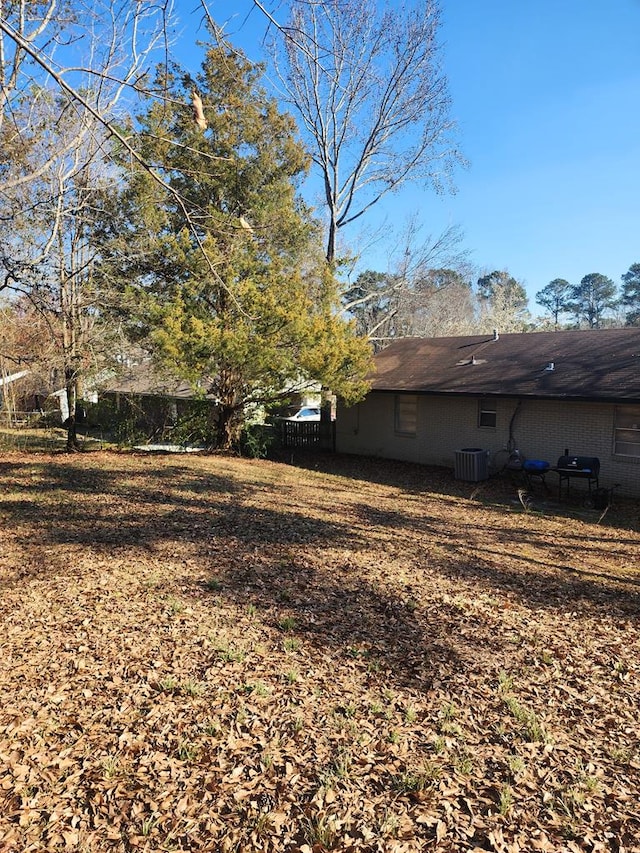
[
  {"left": 478, "top": 398, "right": 497, "bottom": 429},
  {"left": 614, "top": 405, "right": 640, "bottom": 458},
  {"left": 395, "top": 395, "right": 417, "bottom": 436}
]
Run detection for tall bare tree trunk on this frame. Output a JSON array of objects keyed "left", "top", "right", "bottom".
[{"left": 277, "top": 0, "right": 460, "bottom": 265}]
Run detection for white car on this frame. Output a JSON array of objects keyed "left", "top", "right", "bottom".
[{"left": 286, "top": 406, "right": 321, "bottom": 422}]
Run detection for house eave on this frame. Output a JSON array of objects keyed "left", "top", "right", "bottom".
[{"left": 367, "top": 388, "right": 640, "bottom": 405}]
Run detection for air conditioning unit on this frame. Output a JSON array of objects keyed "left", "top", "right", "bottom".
[{"left": 454, "top": 448, "right": 489, "bottom": 482}]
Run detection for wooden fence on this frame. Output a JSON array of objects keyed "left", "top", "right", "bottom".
[
  {"left": 280, "top": 420, "right": 335, "bottom": 452},
  {"left": 0, "top": 410, "right": 45, "bottom": 428}
]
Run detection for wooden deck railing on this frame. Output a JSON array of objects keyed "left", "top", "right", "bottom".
[{"left": 280, "top": 420, "right": 335, "bottom": 451}]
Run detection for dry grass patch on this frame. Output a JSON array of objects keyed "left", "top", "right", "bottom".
[{"left": 0, "top": 450, "right": 638, "bottom": 852}]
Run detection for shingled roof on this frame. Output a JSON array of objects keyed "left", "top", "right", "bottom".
[
  {"left": 102, "top": 361, "right": 215, "bottom": 400},
  {"left": 370, "top": 329, "right": 640, "bottom": 403}
]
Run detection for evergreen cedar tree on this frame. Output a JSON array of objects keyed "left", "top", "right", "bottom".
[{"left": 108, "top": 42, "right": 371, "bottom": 449}]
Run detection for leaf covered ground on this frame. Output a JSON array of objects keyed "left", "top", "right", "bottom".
[{"left": 0, "top": 450, "right": 638, "bottom": 853}]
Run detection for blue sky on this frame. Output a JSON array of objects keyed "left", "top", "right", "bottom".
[
  {"left": 174, "top": 1, "right": 640, "bottom": 308},
  {"left": 434, "top": 0, "right": 640, "bottom": 305}
]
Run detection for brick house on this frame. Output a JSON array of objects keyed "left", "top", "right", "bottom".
[{"left": 336, "top": 329, "right": 640, "bottom": 497}]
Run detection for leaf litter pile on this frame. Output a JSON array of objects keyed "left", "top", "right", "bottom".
[{"left": 0, "top": 450, "right": 638, "bottom": 853}]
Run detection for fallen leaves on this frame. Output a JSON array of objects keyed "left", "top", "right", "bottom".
[{"left": 0, "top": 450, "right": 638, "bottom": 851}]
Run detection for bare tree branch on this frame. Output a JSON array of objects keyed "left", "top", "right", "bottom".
[
  {"left": 272, "top": 0, "right": 463, "bottom": 264},
  {"left": 0, "top": 3, "right": 246, "bottom": 308}
]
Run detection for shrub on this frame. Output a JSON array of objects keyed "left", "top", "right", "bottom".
[{"left": 238, "top": 423, "right": 276, "bottom": 458}]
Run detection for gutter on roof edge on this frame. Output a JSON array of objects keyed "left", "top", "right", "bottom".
[{"left": 369, "top": 389, "right": 640, "bottom": 405}]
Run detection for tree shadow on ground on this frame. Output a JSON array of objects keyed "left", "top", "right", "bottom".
[
  {"left": 0, "top": 457, "right": 476, "bottom": 696},
  {"left": 350, "top": 499, "right": 640, "bottom": 617},
  {"left": 189, "top": 554, "right": 473, "bottom": 695},
  {"left": 433, "top": 541, "right": 640, "bottom": 617},
  {"left": 1, "top": 489, "right": 354, "bottom": 552},
  {"left": 277, "top": 450, "right": 640, "bottom": 533},
  {"left": 0, "top": 463, "right": 475, "bottom": 699},
  {"left": 2, "top": 452, "right": 638, "bottom": 697},
  {"left": 0, "top": 457, "right": 247, "bottom": 499}
]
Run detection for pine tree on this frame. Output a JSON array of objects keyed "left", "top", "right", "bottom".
[
  {"left": 535, "top": 279, "right": 571, "bottom": 327},
  {"left": 569, "top": 273, "right": 618, "bottom": 329},
  {"left": 621, "top": 263, "right": 640, "bottom": 326}
]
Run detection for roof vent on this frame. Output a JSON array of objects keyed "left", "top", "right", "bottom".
[
  {"left": 492, "top": 329, "right": 499, "bottom": 341},
  {"left": 457, "top": 355, "right": 486, "bottom": 366},
  {"left": 545, "top": 361, "right": 555, "bottom": 372}
]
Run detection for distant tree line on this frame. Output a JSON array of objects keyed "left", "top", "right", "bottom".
[
  {"left": 535, "top": 265, "right": 640, "bottom": 329},
  {"left": 344, "top": 266, "right": 532, "bottom": 348},
  {"left": 346, "top": 262, "right": 640, "bottom": 349}
]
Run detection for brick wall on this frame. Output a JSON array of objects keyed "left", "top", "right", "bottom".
[{"left": 336, "top": 393, "right": 640, "bottom": 497}]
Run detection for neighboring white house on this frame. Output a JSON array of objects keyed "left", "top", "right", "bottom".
[
  {"left": 336, "top": 328, "right": 640, "bottom": 498},
  {"left": 0, "top": 369, "right": 31, "bottom": 390},
  {"left": 0, "top": 370, "right": 32, "bottom": 421}
]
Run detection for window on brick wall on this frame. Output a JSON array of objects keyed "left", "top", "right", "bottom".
[
  {"left": 478, "top": 398, "right": 497, "bottom": 429},
  {"left": 395, "top": 395, "right": 417, "bottom": 435},
  {"left": 614, "top": 405, "right": 640, "bottom": 458}
]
